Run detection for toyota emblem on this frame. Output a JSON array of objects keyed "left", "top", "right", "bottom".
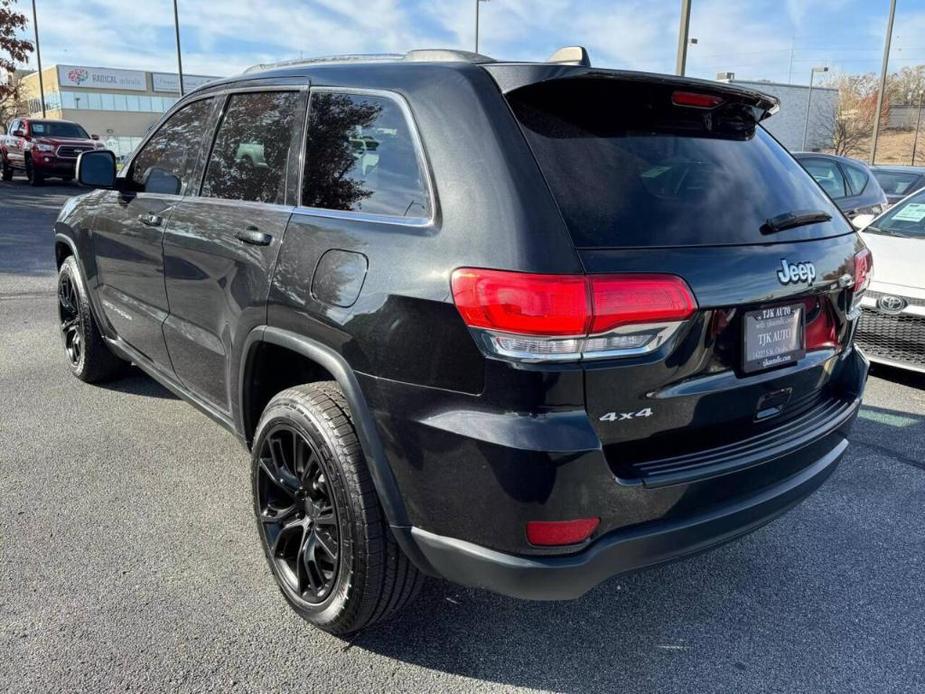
[{"left": 877, "top": 295, "right": 907, "bottom": 314}]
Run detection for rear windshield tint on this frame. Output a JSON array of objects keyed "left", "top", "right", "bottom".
[{"left": 508, "top": 78, "right": 848, "bottom": 247}]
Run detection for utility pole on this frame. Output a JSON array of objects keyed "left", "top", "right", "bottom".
[
  {"left": 870, "top": 0, "right": 897, "bottom": 164},
  {"left": 913, "top": 89, "right": 924, "bottom": 165},
  {"left": 802, "top": 66, "right": 828, "bottom": 151},
  {"left": 676, "top": 0, "right": 692, "bottom": 76},
  {"left": 31, "top": 0, "right": 45, "bottom": 117},
  {"left": 173, "top": 0, "right": 185, "bottom": 96}
]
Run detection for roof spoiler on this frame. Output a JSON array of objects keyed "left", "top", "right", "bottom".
[{"left": 547, "top": 46, "right": 590, "bottom": 67}]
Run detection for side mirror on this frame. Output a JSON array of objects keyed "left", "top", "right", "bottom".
[
  {"left": 12, "top": 129, "right": 25, "bottom": 138},
  {"left": 76, "top": 150, "right": 117, "bottom": 189},
  {"left": 90, "top": 134, "right": 100, "bottom": 140}
]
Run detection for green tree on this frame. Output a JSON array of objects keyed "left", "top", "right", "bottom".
[{"left": 0, "top": 0, "right": 33, "bottom": 122}]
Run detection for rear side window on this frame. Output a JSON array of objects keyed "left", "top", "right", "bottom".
[
  {"left": 507, "top": 78, "right": 847, "bottom": 247},
  {"left": 131, "top": 97, "right": 216, "bottom": 194},
  {"left": 202, "top": 91, "right": 304, "bottom": 205},
  {"left": 301, "top": 91, "right": 430, "bottom": 219},
  {"left": 802, "top": 158, "right": 847, "bottom": 199},
  {"left": 842, "top": 162, "right": 869, "bottom": 196}
]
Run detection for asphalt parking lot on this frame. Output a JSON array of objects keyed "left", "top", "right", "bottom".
[{"left": 1, "top": 180, "right": 924, "bottom": 694}]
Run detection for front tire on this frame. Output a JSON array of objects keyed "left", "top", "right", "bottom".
[
  {"left": 0, "top": 157, "right": 12, "bottom": 181},
  {"left": 252, "top": 383, "right": 423, "bottom": 635},
  {"left": 57, "top": 256, "right": 125, "bottom": 382},
  {"left": 25, "top": 157, "right": 43, "bottom": 186}
]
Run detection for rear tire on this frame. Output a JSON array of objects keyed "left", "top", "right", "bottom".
[
  {"left": 57, "top": 256, "right": 125, "bottom": 383},
  {"left": 1, "top": 157, "right": 12, "bottom": 181},
  {"left": 252, "top": 382, "right": 423, "bottom": 635}
]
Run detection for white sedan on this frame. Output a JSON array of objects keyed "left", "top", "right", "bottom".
[{"left": 856, "top": 188, "right": 925, "bottom": 373}]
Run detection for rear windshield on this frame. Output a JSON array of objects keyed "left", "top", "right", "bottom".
[
  {"left": 30, "top": 121, "right": 89, "bottom": 139},
  {"left": 873, "top": 170, "right": 923, "bottom": 197},
  {"left": 508, "top": 78, "right": 847, "bottom": 247}
]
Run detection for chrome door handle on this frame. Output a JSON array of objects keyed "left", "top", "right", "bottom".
[
  {"left": 138, "top": 212, "right": 162, "bottom": 227},
  {"left": 235, "top": 227, "right": 272, "bottom": 246}
]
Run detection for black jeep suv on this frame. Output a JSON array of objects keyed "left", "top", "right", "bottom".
[{"left": 56, "top": 48, "right": 870, "bottom": 634}]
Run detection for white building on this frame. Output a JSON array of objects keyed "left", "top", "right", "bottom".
[{"left": 716, "top": 75, "right": 839, "bottom": 152}]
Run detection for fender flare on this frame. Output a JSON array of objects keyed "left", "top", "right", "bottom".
[
  {"left": 238, "top": 326, "right": 437, "bottom": 575},
  {"left": 239, "top": 325, "right": 410, "bottom": 528}
]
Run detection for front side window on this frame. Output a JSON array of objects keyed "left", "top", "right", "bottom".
[
  {"left": 201, "top": 91, "right": 303, "bottom": 205},
  {"left": 130, "top": 97, "right": 216, "bottom": 195},
  {"left": 302, "top": 91, "right": 430, "bottom": 219},
  {"left": 842, "top": 162, "right": 869, "bottom": 196},
  {"left": 802, "top": 158, "right": 847, "bottom": 199}
]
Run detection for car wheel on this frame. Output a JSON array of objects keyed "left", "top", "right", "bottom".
[
  {"left": 57, "top": 256, "right": 125, "bottom": 383},
  {"left": 25, "top": 158, "right": 43, "bottom": 186},
  {"left": 1, "top": 158, "right": 12, "bottom": 181},
  {"left": 252, "top": 382, "right": 424, "bottom": 635}
]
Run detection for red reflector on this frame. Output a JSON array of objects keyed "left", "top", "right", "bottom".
[
  {"left": 854, "top": 248, "right": 872, "bottom": 295},
  {"left": 526, "top": 518, "right": 600, "bottom": 546},
  {"left": 450, "top": 269, "right": 697, "bottom": 337},
  {"left": 450, "top": 269, "right": 590, "bottom": 336},
  {"left": 672, "top": 90, "right": 724, "bottom": 108},
  {"left": 590, "top": 275, "right": 697, "bottom": 333}
]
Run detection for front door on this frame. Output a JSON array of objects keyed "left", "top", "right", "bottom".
[
  {"left": 92, "top": 96, "right": 219, "bottom": 370},
  {"left": 163, "top": 89, "right": 306, "bottom": 414}
]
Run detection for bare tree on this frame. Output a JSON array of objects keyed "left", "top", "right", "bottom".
[
  {"left": 0, "top": 0, "right": 33, "bottom": 124},
  {"left": 829, "top": 74, "right": 889, "bottom": 157}
]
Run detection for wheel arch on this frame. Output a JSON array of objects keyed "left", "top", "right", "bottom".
[{"left": 238, "top": 326, "right": 412, "bottom": 531}]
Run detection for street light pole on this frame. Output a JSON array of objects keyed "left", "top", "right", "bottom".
[
  {"left": 676, "top": 0, "right": 692, "bottom": 76},
  {"left": 474, "top": 0, "right": 489, "bottom": 54},
  {"left": 802, "top": 66, "right": 828, "bottom": 151},
  {"left": 913, "top": 89, "right": 924, "bottom": 166},
  {"left": 870, "top": 0, "right": 897, "bottom": 164},
  {"left": 31, "top": 0, "right": 45, "bottom": 117},
  {"left": 173, "top": 0, "right": 185, "bottom": 97}
]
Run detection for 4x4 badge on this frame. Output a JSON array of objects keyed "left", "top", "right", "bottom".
[{"left": 777, "top": 259, "right": 816, "bottom": 285}]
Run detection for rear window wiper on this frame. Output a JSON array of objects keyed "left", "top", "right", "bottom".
[{"left": 761, "top": 210, "right": 832, "bottom": 235}]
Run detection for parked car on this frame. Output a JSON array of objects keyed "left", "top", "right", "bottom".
[
  {"left": 794, "top": 152, "right": 888, "bottom": 223},
  {"left": 870, "top": 165, "right": 925, "bottom": 206},
  {"left": 1, "top": 118, "right": 103, "bottom": 185},
  {"left": 57, "top": 47, "right": 870, "bottom": 635},
  {"left": 856, "top": 188, "right": 925, "bottom": 373}
]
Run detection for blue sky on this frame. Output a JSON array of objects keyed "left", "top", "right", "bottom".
[{"left": 15, "top": 0, "right": 925, "bottom": 85}]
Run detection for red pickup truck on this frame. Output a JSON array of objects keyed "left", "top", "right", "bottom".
[{"left": 1, "top": 118, "right": 103, "bottom": 186}]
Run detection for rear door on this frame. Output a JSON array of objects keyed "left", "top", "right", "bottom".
[
  {"left": 162, "top": 88, "right": 306, "bottom": 415},
  {"left": 92, "top": 96, "right": 219, "bottom": 370},
  {"left": 505, "top": 76, "right": 864, "bottom": 484}
]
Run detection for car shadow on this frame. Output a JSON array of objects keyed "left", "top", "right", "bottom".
[
  {"left": 342, "top": 403, "right": 925, "bottom": 693},
  {"left": 97, "top": 367, "right": 178, "bottom": 400}
]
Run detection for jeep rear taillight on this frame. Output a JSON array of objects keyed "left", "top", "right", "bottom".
[{"left": 450, "top": 269, "right": 697, "bottom": 363}]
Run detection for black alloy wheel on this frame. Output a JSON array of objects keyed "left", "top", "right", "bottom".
[
  {"left": 58, "top": 270, "right": 83, "bottom": 367},
  {"left": 257, "top": 424, "right": 340, "bottom": 605}
]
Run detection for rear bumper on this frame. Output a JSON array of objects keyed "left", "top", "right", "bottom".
[{"left": 409, "top": 436, "right": 848, "bottom": 600}]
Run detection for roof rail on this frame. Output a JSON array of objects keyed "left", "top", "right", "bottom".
[
  {"left": 242, "top": 45, "right": 587, "bottom": 75},
  {"left": 243, "top": 53, "right": 403, "bottom": 73},
  {"left": 403, "top": 49, "right": 495, "bottom": 64}
]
